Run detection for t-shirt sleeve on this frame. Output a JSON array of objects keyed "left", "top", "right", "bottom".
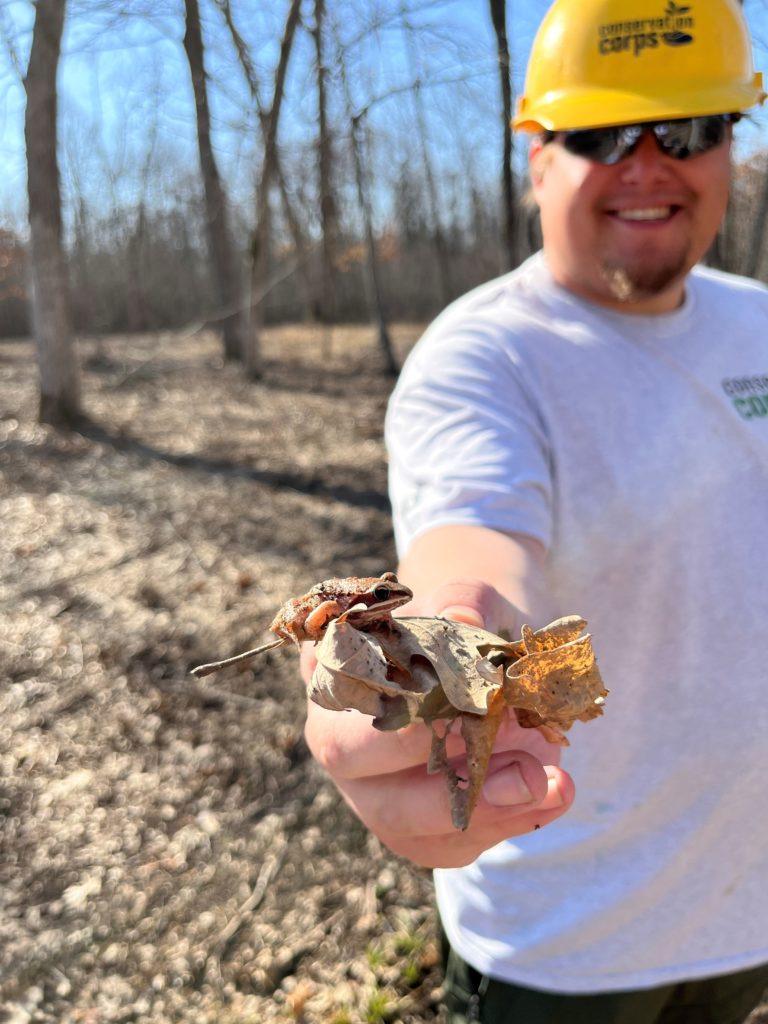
[{"left": 385, "top": 321, "right": 553, "bottom": 558}]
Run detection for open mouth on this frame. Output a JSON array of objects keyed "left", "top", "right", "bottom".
[{"left": 606, "top": 205, "right": 683, "bottom": 224}]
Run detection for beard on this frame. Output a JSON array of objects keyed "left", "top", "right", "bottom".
[{"left": 599, "top": 246, "right": 690, "bottom": 304}]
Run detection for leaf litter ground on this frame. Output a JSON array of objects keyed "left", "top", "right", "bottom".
[{"left": 0, "top": 326, "right": 449, "bottom": 1023}]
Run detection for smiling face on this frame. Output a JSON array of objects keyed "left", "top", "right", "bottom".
[{"left": 529, "top": 126, "right": 733, "bottom": 313}]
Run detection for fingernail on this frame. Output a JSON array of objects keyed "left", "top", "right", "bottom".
[
  {"left": 544, "top": 772, "right": 567, "bottom": 808},
  {"left": 440, "top": 605, "right": 485, "bottom": 628},
  {"left": 483, "top": 764, "right": 534, "bottom": 806}
]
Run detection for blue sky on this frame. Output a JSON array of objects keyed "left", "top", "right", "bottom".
[{"left": 0, "top": 0, "right": 766, "bottom": 234}]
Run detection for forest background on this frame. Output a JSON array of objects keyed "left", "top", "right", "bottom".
[{"left": 3, "top": 0, "right": 768, "bottom": 400}]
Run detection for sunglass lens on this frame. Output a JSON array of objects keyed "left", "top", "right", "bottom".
[
  {"left": 562, "top": 127, "right": 623, "bottom": 164},
  {"left": 654, "top": 116, "right": 728, "bottom": 159}
]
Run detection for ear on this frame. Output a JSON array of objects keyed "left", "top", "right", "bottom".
[
  {"left": 529, "top": 135, "right": 544, "bottom": 162},
  {"left": 528, "top": 136, "right": 547, "bottom": 194}
]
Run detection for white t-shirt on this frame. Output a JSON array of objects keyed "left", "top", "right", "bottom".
[{"left": 385, "top": 252, "right": 768, "bottom": 994}]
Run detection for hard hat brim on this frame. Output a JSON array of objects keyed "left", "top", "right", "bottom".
[{"left": 514, "top": 74, "right": 766, "bottom": 132}]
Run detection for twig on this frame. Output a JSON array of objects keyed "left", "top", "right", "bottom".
[
  {"left": 213, "top": 844, "right": 287, "bottom": 960},
  {"left": 190, "top": 637, "right": 287, "bottom": 677}
]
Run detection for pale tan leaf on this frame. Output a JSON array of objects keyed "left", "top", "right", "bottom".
[
  {"left": 309, "top": 662, "right": 393, "bottom": 717},
  {"left": 455, "top": 697, "right": 507, "bottom": 829},
  {"left": 309, "top": 619, "right": 421, "bottom": 716},
  {"left": 379, "top": 617, "right": 505, "bottom": 715},
  {"left": 309, "top": 618, "right": 436, "bottom": 716}
]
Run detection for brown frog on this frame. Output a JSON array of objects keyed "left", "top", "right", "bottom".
[{"left": 191, "top": 572, "right": 412, "bottom": 678}]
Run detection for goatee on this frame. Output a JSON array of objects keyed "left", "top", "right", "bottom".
[{"left": 600, "top": 251, "right": 689, "bottom": 304}]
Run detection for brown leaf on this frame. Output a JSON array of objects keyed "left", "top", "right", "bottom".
[
  {"left": 521, "top": 615, "right": 587, "bottom": 653},
  {"left": 426, "top": 696, "right": 507, "bottom": 831},
  {"left": 307, "top": 611, "right": 607, "bottom": 831},
  {"left": 504, "top": 633, "right": 607, "bottom": 732}
]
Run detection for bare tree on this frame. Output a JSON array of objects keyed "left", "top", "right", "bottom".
[
  {"left": 183, "top": 0, "right": 246, "bottom": 361},
  {"left": 214, "top": 0, "right": 314, "bottom": 321},
  {"left": 312, "top": 0, "right": 340, "bottom": 325},
  {"left": 350, "top": 116, "right": 397, "bottom": 374},
  {"left": 245, "top": 0, "right": 302, "bottom": 378},
  {"left": 399, "top": 1, "right": 452, "bottom": 306},
  {"left": 334, "top": 20, "right": 397, "bottom": 375},
  {"left": 24, "top": 0, "right": 80, "bottom": 427},
  {"left": 489, "top": 0, "right": 516, "bottom": 270}
]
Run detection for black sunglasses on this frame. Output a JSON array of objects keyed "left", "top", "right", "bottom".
[{"left": 542, "top": 114, "right": 740, "bottom": 165}]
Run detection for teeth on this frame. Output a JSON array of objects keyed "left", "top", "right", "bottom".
[{"left": 615, "top": 207, "right": 673, "bottom": 221}]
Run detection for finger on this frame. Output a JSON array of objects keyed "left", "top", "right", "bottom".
[
  {"left": 305, "top": 702, "right": 562, "bottom": 780},
  {"left": 400, "top": 576, "right": 497, "bottom": 627},
  {"left": 351, "top": 768, "right": 576, "bottom": 868},
  {"left": 338, "top": 750, "right": 566, "bottom": 839},
  {"left": 383, "top": 800, "right": 574, "bottom": 868}
]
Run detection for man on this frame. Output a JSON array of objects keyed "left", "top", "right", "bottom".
[{"left": 305, "top": 0, "right": 768, "bottom": 1019}]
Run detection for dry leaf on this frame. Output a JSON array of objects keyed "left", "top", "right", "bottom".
[
  {"left": 504, "top": 633, "right": 607, "bottom": 733},
  {"left": 369, "top": 617, "right": 507, "bottom": 714},
  {"left": 307, "top": 612, "right": 607, "bottom": 831},
  {"left": 310, "top": 619, "right": 428, "bottom": 717},
  {"left": 427, "top": 693, "right": 508, "bottom": 830}
]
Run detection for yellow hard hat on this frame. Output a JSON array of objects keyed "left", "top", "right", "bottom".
[{"left": 514, "top": 0, "right": 766, "bottom": 132}]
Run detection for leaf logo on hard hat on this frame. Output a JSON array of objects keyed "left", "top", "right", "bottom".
[
  {"left": 662, "top": 30, "right": 694, "bottom": 45},
  {"left": 663, "top": 0, "right": 694, "bottom": 45}
]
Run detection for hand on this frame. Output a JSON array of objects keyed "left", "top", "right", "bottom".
[{"left": 303, "top": 577, "right": 575, "bottom": 868}]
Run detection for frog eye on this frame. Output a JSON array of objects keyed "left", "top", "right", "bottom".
[
  {"left": 379, "top": 571, "right": 398, "bottom": 582},
  {"left": 372, "top": 583, "right": 392, "bottom": 601}
]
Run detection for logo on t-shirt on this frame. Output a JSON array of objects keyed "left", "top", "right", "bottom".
[
  {"left": 722, "top": 374, "right": 768, "bottom": 420},
  {"left": 597, "top": 3, "right": 694, "bottom": 58}
]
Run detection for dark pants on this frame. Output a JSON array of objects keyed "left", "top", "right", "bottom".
[{"left": 441, "top": 930, "right": 768, "bottom": 1024}]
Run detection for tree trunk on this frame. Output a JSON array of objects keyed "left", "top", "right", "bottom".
[
  {"left": 215, "top": 0, "right": 314, "bottom": 322},
  {"left": 183, "top": 0, "right": 245, "bottom": 362},
  {"left": 350, "top": 118, "right": 397, "bottom": 375},
  {"left": 246, "top": 0, "right": 302, "bottom": 378},
  {"left": 489, "top": 0, "right": 516, "bottom": 270},
  {"left": 312, "top": 0, "right": 340, "bottom": 325},
  {"left": 400, "top": 1, "right": 452, "bottom": 306},
  {"left": 709, "top": 191, "right": 738, "bottom": 272},
  {"left": 333, "top": 22, "right": 396, "bottom": 375},
  {"left": 24, "top": 0, "right": 80, "bottom": 428}
]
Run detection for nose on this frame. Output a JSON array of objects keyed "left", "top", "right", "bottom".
[{"left": 618, "top": 130, "right": 675, "bottom": 184}]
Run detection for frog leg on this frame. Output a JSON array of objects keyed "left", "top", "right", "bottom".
[{"left": 304, "top": 599, "right": 344, "bottom": 637}]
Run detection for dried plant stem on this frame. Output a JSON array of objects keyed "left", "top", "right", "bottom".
[{"left": 191, "top": 637, "right": 288, "bottom": 677}]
